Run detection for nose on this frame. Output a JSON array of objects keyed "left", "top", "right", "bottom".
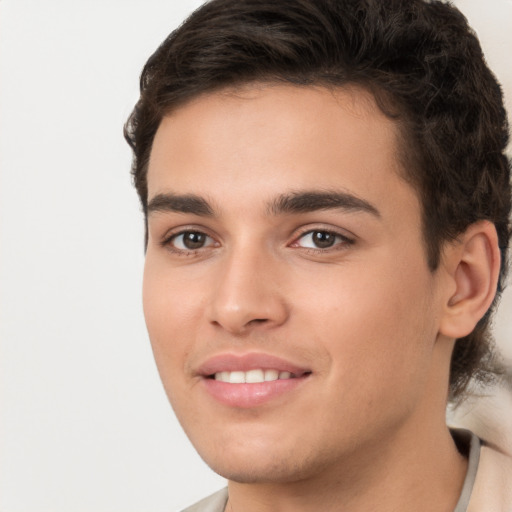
[{"left": 207, "top": 246, "right": 289, "bottom": 335}]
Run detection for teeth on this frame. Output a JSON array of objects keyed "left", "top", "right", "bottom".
[
  {"left": 216, "top": 371, "right": 230, "bottom": 382},
  {"left": 229, "top": 371, "right": 245, "bottom": 384},
  {"left": 245, "top": 369, "right": 264, "bottom": 383},
  {"left": 264, "top": 369, "right": 279, "bottom": 382},
  {"left": 214, "top": 369, "right": 294, "bottom": 383}
]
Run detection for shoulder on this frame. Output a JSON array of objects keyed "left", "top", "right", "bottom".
[
  {"left": 180, "top": 488, "right": 229, "bottom": 512},
  {"left": 468, "top": 441, "right": 512, "bottom": 511}
]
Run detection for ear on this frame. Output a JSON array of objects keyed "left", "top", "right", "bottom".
[{"left": 439, "top": 221, "right": 501, "bottom": 339}]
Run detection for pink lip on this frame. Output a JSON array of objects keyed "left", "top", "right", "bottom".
[
  {"left": 197, "top": 352, "right": 311, "bottom": 408},
  {"left": 197, "top": 352, "right": 309, "bottom": 376}
]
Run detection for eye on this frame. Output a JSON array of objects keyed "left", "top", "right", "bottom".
[
  {"left": 169, "top": 231, "right": 216, "bottom": 251},
  {"left": 294, "top": 230, "right": 351, "bottom": 250}
]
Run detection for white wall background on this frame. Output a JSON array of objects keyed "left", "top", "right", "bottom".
[{"left": 0, "top": 1, "right": 510, "bottom": 511}]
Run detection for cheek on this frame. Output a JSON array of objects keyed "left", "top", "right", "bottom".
[
  {"left": 301, "top": 260, "right": 436, "bottom": 384},
  {"left": 142, "top": 257, "right": 195, "bottom": 375},
  {"left": 143, "top": 252, "right": 202, "bottom": 326}
]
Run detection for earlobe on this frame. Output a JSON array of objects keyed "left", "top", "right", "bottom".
[{"left": 439, "top": 221, "right": 500, "bottom": 339}]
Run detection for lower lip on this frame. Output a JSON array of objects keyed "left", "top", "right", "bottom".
[{"left": 202, "top": 377, "right": 308, "bottom": 408}]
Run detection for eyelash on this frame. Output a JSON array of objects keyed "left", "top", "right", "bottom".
[
  {"left": 161, "top": 227, "right": 354, "bottom": 256},
  {"left": 290, "top": 228, "right": 355, "bottom": 253},
  {"left": 161, "top": 229, "right": 217, "bottom": 256}
]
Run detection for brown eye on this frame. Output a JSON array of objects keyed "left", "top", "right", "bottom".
[
  {"left": 171, "top": 231, "right": 214, "bottom": 250},
  {"left": 295, "top": 230, "right": 351, "bottom": 250},
  {"left": 311, "top": 231, "right": 336, "bottom": 248}
]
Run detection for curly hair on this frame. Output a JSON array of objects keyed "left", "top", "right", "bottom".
[{"left": 124, "top": 0, "right": 511, "bottom": 401}]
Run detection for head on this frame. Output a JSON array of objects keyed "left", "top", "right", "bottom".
[{"left": 125, "top": 0, "right": 511, "bottom": 403}]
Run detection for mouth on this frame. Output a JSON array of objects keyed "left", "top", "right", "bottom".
[
  {"left": 197, "top": 353, "right": 312, "bottom": 408},
  {"left": 209, "top": 369, "right": 307, "bottom": 383},
  {"left": 197, "top": 353, "right": 313, "bottom": 409},
  {"left": 198, "top": 352, "right": 311, "bottom": 381}
]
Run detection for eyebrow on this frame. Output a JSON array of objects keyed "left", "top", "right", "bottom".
[
  {"left": 147, "top": 193, "right": 214, "bottom": 216},
  {"left": 268, "top": 190, "right": 381, "bottom": 217},
  {"left": 146, "top": 190, "right": 381, "bottom": 218}
]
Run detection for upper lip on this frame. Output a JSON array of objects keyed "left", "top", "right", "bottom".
[{"left": 196, "top": 352, "right": 311, "bottom": 377}]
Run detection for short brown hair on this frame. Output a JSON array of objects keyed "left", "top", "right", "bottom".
[{"left": 125, "top": 0, "right": 511, "bottom": 401}]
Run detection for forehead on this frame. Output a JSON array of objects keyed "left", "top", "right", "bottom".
[{"left": 147, "top": 84, "right": 417, "bottom": 219}]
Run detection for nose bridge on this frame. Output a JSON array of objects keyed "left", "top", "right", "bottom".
[{"left": 208, "top": 238, "right": 287, "bottom": 334}]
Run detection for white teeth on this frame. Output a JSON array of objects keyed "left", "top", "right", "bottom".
[
  {"left": 229, "top": 371, "right": 245, "bottom": 384},
  {"left": 264, "top": 369, "right": 279, "bottom": 382},
  {"left": 213, "top": 369, "right": 294, "bottom": 383},
  {"left": 245, "top": 369, "right": 265, "bottom": 383}
]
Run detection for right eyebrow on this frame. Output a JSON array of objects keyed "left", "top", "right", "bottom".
[{"left": 147, "top": 193, "right": 215, "bottom": 217}]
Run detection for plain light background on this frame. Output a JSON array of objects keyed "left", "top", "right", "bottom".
[{"left": 0, "top": 1, "right": 510, "bottom": 511}]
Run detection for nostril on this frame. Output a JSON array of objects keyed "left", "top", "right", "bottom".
[{"left": 249, "top": 318, "right": 268, "bottom": 325}]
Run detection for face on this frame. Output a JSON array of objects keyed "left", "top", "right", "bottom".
[{"left": 144, "top": 85, "right": 449, "bottom": 484}]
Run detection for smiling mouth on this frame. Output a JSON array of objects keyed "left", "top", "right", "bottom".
[
  {"left": 198, "top": 352, "right": 314, "bottom": 407},
  {"left": 198, "top": 353, "right": 312, "bottom": 406},
  {"left": 210, "top": 369, "right": 306, "bottom": 383}
]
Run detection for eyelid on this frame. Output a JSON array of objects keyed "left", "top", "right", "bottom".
[
  {"left": 172, "top": 232, "right": 216, "bottom": 250},
  {"left": 290, "top": 225, "right": 355, "bottom": 250},
  {"left": 160, "top": 225, "right": 219, "bottom": 253}
]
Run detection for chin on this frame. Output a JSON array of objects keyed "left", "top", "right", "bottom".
[
  {"left": 199, "top": 443, "right": 325, "bottom": 485},
  {"left": 207, "top": 460, "right": 306, "bottom": 485}
]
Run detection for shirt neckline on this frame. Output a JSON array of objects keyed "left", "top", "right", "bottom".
[{"left": 451, "top": 428, "right": 481, "bottom": 512}]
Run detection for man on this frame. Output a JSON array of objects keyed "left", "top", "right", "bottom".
[{"left": 124, "top": 0, "right": 512, "bottom": 510}]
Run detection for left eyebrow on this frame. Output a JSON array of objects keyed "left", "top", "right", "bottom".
[{"left": 267, "top": 190, "right": 381, "bottom": 218}]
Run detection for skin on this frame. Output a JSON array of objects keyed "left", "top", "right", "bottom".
[{"left": 143, "top": 84, "right": 493, "bottom": 511}]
